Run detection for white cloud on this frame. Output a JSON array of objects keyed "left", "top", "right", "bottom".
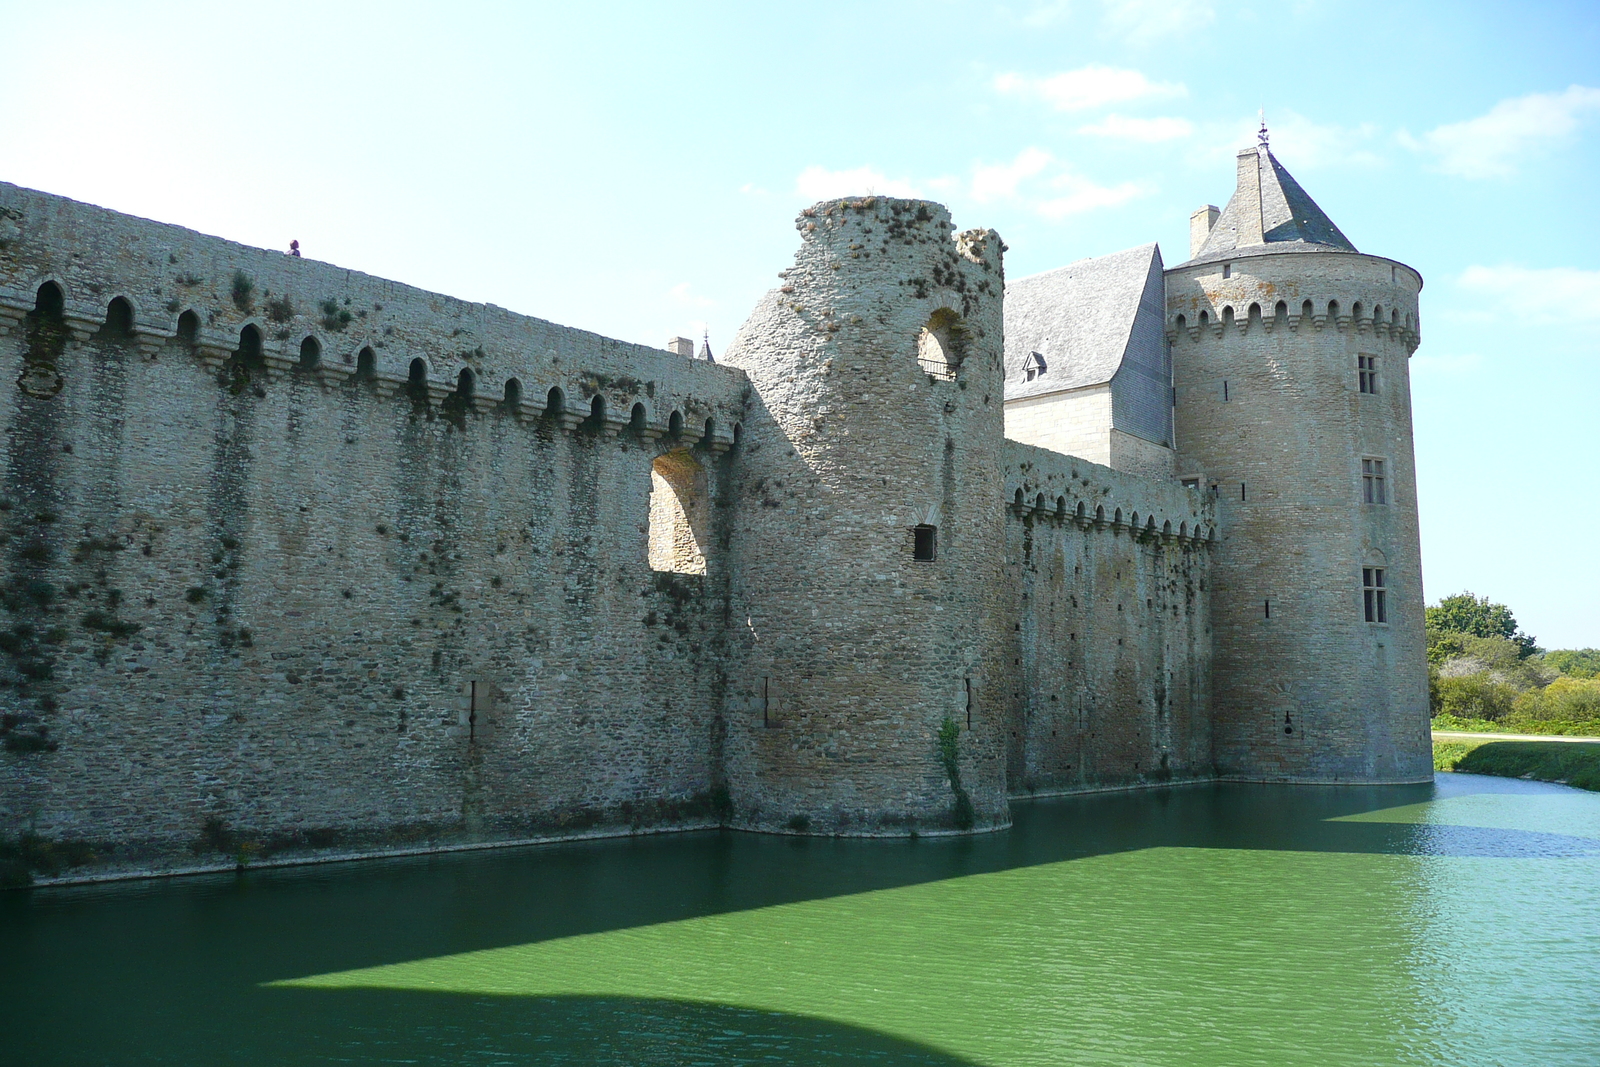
[
  {"left": 1403, "top": 86, "right": 1600, "bottom": 178},
  {"left": 1078, "top": 114, "right": 1193, "bottom": 142},
  {"left": 994, "top": 65, "right": 1185, "bottom": 112},
  {"left": 795, "top": 165, "right": 922, "bottom": 201},
  {"left": 1018, "top": 0, "right": 1214, "bottom": 41},
  {"left": 669, "top": 282, "right": 715, "bottom": 310},
  {"left": 1037, "top": 171, "right": 1148, "bottom": 219},
  {"left": 1458, "top": 264, "right": 1600, "bottom": 323},
  {"left": 1097, "top": 0, "right": 1215, "bottom": 43},
  {"left": 971, "top": 147, "right": 1053, "bottom": 202}
]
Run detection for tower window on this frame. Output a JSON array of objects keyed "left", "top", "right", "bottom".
[
  {"left": 1362, "top": 458, "right": 1387, "bottom": 504},
  {"left": 1222, "top": 264, "right": 1232, "bottom": 279},
  {"left": 1358, "top": 354, "right": 1379, "bottom": 394},
  {"left": 1363, "top": 568, "right": 1387, "bottom": 623},
  {"left": 913, "top": 524, "right": 937, "bottom": 561}
]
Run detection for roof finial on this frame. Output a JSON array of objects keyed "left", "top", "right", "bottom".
[{"left": 1258, "top": 108, "right": 1269, "bottom": 149}]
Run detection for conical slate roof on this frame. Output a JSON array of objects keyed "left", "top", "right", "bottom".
[{"left": 1189, "top": 145, "right": 1355, "bottom": 265}]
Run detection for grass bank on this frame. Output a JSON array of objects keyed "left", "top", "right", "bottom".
[
  {"left": 1434, "top": 737, "right": 1600, "bottom": 791},
  {"left": 1431, "top": 714, "right": 1600, "bottom": 737}
]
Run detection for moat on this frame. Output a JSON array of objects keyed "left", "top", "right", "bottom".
[{"left": 6, "top": 774, "right": 1598, "bottom": 1067}]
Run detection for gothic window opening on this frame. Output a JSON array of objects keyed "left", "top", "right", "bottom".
[
  {"left": 298, "top": 336, "right": 321, "bottom": 368},
  {"left": 1362, "top": 458, "right": 1387, "bottom": 504},
  {"left": 1363, "top": 568, "right": 1387, "bottom": 623},
  {"left": 1359, "top": 354, "right": 1379, "bottom": 394},
  {"left": 913, "top": 524, "right": 937, "bottom": 562},
  {"left": 649, "top": 451, "right": 709, "bottom": 575},
  {"left": 356, "top": 347, "right": 376, "bottom": 380},
  {"left": 102, "top": 297, "right": 135, "bottom": 339}
]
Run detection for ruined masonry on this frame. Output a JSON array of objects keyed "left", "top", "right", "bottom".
[{"left": 0, "top": 140, "right": 1431, "bottom": 878}]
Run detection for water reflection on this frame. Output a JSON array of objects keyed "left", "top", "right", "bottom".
[{"left": 5, "top": 775, "right": 1598, "bottom": 1066}]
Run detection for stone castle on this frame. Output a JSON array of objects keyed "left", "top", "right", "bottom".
[{"left": 0, "top": 138, "right": 1432, "bottom": 876}]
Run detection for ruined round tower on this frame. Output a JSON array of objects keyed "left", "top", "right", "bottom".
[
  {"left": 1167, "top": 136, "right": 1432, "bottom": 783},
  {"left": 717, "top": 197, "right": 1011, "bottom": 833}
]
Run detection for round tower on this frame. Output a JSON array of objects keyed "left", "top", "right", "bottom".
[
  {"left": 717, "top": 197, "right": 1011, "bottom": 834},
  {"left": 1167, "top": 139, "right": 1431, "bottom": 784}
]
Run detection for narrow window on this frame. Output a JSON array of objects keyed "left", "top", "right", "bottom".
[
  {"left": 1363, "top": 568, "right": 1387, "bottom": 623},
  {"left": 916, "top": 308, "right": 964, "bottom": 381},
  {"left": 1240, "top": 482, "right": 1246, "bottom": 502},
  {"left": 1264, "top": 599, "right": 1271, "bottom": 619},
  {"left": 1222, "top": 263, "right": 1232, "bottom": 279},
  {"left": 1358, "top": 354, "right": 1379, "bottom": 394},
  {"left": 1222, "top": 379, "right": 1229, "bottom": 401},
  {"left": 965, "top": 677, "right": 973, "bottom": 730},
  {"left": 1362, "top": 458, "right": 1387, "bottom": 504},
  {"left": 913, "top": 524, "right": 937, "bottom": 561},
  {"left": 468, "top": 680, "right": 478, "bottom": 743}
]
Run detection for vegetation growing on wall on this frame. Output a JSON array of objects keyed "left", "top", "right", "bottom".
[{"left": 937, "top": 717, "right": 975, "bottom": 830}]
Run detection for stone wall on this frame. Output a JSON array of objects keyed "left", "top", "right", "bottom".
[
  {"left": 0, "top": 183, "right": 750, "bottom": 870},
  {"left": 1000, "top": 442, "right": 1215, "bottom": 794}
]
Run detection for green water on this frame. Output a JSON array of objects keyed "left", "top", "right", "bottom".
[{"left": 5, "top": 774, "right": 1599, "bottom": 1066}]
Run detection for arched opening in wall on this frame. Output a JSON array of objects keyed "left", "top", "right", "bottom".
[
  {"left": 440, "top": 367, "right": 476, "bottom": 426},
  {"left": 629, "top": 402, "right": 648, "bottom": 436},
  {"left": 1372, "top": 304, "right": 1384, "bottom": 324},
  {"left": 1274, "top": 301, "right": 1288, "bottom": 323},
  {"left": 1056, "top": 496, "right": 1067, "bottom": 519},
  {"left": 1351, "top": 301, "right": 1364, "bottom": 321},
  {"left": 1076, "top": 501, "right": 1086, "bottom": 522},
  {"left": 1036, "top": 494, "right": 1048, "bottom": 513},
  {"left": 1392, "top": 309, "right": 1400, "bottom": 326},
  {"left": 1095, "top": 505, "right": 1105, "bottom": 524},
  {"left": 237, "top": 325, "right": 264, "bottom": 365},
  {"left": 1327, "top": 299, "right": 1341, "bottom": 320},
  {"left": 545, "top": 386, "right": 566, "bottom": 421},
  {"left": 355, "top": 347, "right": 377, "bottom": 381},
  {"left": 1248, "top": 302, "right": 1262, "bottom": 327},
  {"left": 916, "top": 307, "right": 965, "bottom": 381},
  {"left": 406, "top": 357, "right": 430, "bottom": 407},
  {"left": 1301, "top": 299, "right": 1315, "bottom": 319},
  {"left": 667, "top": 410, "right": 684, "bottom": 439},
  {"left": 298, "top": 336, "right": 321, "bottom": 369},
  {"left": 732, "top": 422, "right": 743, "bottom": 447},
  {"left": 503, "top": 377, "right": 522, "bottom": 411},
  {"left": 582, "top": 394, "right": 606, "bottom": 432},
  {"left": 224, "top": 324, "right": 266, "bottom": 394},
  {"left": 22, "top": 281, "right": 69, "bottom": 389},
  {"left": 1012, "top": 488, "right": 1024, "bottom": 508},
  {"left": 702, "top": 418, "right": 716, "bottom": 448},
  {"left": 1199, "top": 310, "right": 1210, "bottom": 328},
  {"left": 1175, "top": 313, "right": 1187, "bottom": 332},
  {"left": 1113, "top": 508, "right": 1123, "bottom": 526},
  {"left": 912, "top": 524, "right": 937, "bottom": 562},
  {"left": 176, "top": 310, "right": 200, "bottom": 347},
  {"left": 648, "top": 451, "right": 709, "bottom": 575},
  {"left": 1221, "top": 306, "right": 1235, "bottom": 328},
  {"left": 102, "top": 297, "right": 135, "bottom": 340}
]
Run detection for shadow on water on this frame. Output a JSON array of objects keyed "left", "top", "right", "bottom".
[{"left": 4, "top": 776, "right": 1595, "bottom": 1065}]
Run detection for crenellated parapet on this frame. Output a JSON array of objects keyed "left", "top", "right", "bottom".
[
  {"left": 1003, "top": 441, "right": 1216, "bottom": 547},
  {"left": 0, "top": 183, "right": 748, "bottom": 455}
]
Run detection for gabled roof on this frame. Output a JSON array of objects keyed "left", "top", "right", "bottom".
[
  {"left": 1188, "top": 146, "right": 1355, "bottom": 266},
  {"left": 1004, "top": 243, "right": 1163, "bottom": 401}
]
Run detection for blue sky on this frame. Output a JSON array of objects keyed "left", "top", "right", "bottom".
[{"left": 2, "top": 0, "right": 1596, "bottom": 646}]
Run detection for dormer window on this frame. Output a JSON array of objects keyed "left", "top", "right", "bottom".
[{"left": 1024, "top": 351, "right": 1047, "bottom": 382}]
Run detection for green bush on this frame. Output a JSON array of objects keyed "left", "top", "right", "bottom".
[
  {"left": 1437, "top": 739, "right": 1600, "bottom": 792},
  {"left": 1435, "top": 672, "right": 1518, "bottom": 721},
  {"left": 1511, "top": 676, "right": 1600, "bottom": 725},
  {"left": 1541, "top": 649, "right": 1600, "bottom": 680}
]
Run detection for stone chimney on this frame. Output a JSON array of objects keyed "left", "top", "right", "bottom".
[
  {"left": 1234, "top": 147, "right": 1265, "bottom": 247},
  {"left": 666, "top": 336, "right": 695, "bottom": 357},
  {"left": 1189, "top": 205, "right": 1219, "bottom": 258}
]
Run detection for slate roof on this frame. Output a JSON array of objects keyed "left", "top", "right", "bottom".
[
  {"left": 1184, "top": 146, "right": 1356, "bottom": 267},
  {"left": 1004, "top": 242, "right": 1163, "bottom": 401}
]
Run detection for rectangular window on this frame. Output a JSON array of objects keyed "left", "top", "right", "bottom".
[
  {"left": 1363, "top": 568, "right": 1387, "bottom": 623},
  {"left": 1362, "top": 458, "right": 1387, "bottom": 504},
  {"left": 1358, "top": 354, "right": 1379, "bottom": 394},
  {"left": 913, "top": 524, "right": 937, "bottom": 561},
  {"left": 1181, "top": 477, "right": 1200, "bottom": 490}
]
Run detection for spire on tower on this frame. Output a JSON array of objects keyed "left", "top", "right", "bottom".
[{"left": 1258, "top": 109, "right": 1269, "bottom": 148}]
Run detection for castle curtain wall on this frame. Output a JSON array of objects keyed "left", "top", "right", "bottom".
[
  {"left": 1000, "top": 443, "right": 1214, "bottom": 793},
  {"left": 0, "top": 184, "right": 746, "bottom": 863}
]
